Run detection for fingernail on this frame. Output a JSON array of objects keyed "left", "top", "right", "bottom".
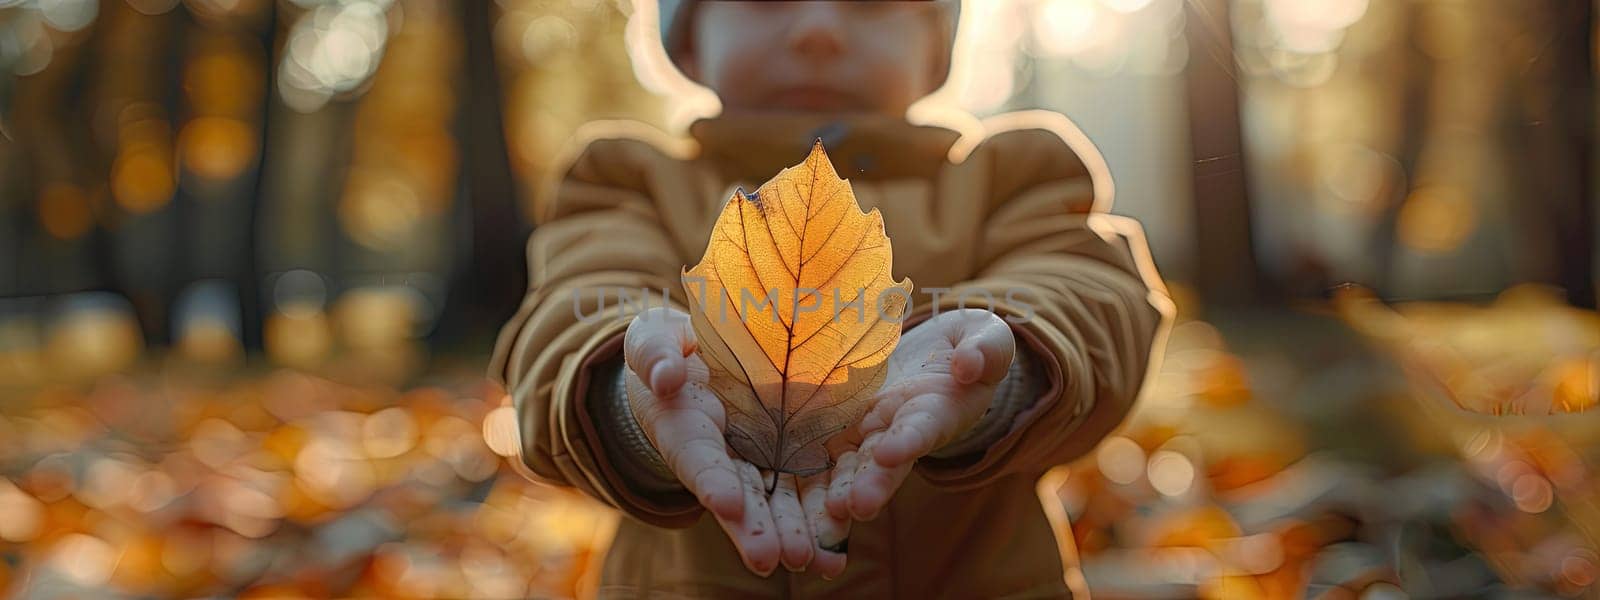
[
  {"left": 849, "top": 498, "right": 880, "bottom": 521},
  {"left": 747, "top": 557, "right": 776, "bottom": 578},
  {"left": 704, "top": 497, "right": 738, "bottom": 521}
]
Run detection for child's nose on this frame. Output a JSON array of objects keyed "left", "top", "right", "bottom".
[{"left": 786, "top": 5, "right": 847, "bottom": 61}]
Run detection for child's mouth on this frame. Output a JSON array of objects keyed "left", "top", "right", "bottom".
[{"left": 768, "top": 85, "right": 860, "bottom": 111}]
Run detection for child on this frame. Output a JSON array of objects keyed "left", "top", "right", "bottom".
[{"left": 490, "top": 1, "right": 1172, "bottom": 597}]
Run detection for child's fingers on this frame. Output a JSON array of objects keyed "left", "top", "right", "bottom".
[
  {"left": 801, "top": 474, "right": 850, "bottom": 579},
  {"left": 949, "top": 342, "right": 986, "bottom": 386},
  {"left": 624, "top": 308, "right": 694, "bottom": 398},
  {"left": 624, "top": 366, "right": 725, "bottom": 427},
  {"left": 713, "top": 462, "right": 781, "bottom": 577},
  {"left": 833, "top": 438, "right": 881, "bottom": 517},
  {"left": 857, "top": 368, "right": 952, "bottom": 437},
  {"left": 871, "top": 393, "right": 968, "bottom": 468},
  {"left": 642, "top": 391, "right": 743, "bottom": 520},
  {"left": 769, "top": 474, "right": 814, "bottom": 572},
  {"left": 847, "top": 442, "right": 915, "bottom": 522},
  {"left": 825, "top": 449, "right": 861, "bottom": 520},
  {"left": 951, "top": 316, "right": 1014, "bottom": 385}
]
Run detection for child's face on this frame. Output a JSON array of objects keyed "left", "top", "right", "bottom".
[{"left": 682, "top": 2, "right": 949, "bottom": 117}]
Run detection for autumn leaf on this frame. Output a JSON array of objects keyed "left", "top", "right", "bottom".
[{"left": 682, "top": 141, "right": 913, "bottom": 476}]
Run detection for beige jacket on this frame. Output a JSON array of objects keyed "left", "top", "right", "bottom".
[{"left": 490, "top": 110, "right": 1172, "bottom": 598}]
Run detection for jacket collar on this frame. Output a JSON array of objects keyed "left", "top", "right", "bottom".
[{"left": 688, "top": 110, "right": 962, "bottom": 182}]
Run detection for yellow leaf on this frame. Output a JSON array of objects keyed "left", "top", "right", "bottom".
[{"left": 683, "top": 141, "right": 913, "bottom": 476}]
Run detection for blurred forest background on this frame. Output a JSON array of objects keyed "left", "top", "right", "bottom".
[{"left": 0, "top": 1, "right": 1598, "bottom": 598}]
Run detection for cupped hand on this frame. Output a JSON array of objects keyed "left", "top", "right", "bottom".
[
  {"left": 823, "top": 308, "right": 1016, "bottom": 524},
  {"left": 623, "top": 307, "right": 821, "bottom": 575}
]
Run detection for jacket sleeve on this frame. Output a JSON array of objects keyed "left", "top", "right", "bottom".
[
  {"left": 913, "top": 114, "right": 1175, "bottom": 489},
  {"left": 487, "top": 130, "right": 704, "bottom": 527}
]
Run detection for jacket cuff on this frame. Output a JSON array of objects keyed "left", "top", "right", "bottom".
[
  {"left": 585, "top": 353, "right": 680, "bottom": 493},
  {"left": 556, "top": 323, "right": 704, "bottom": 527}
]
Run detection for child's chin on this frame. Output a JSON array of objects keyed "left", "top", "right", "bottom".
[
  {"left": 735, "top": 88, "right": 877, "bottom": 113},
  {"left": 775, "top": 99, "right": 855, "bottom": 112},
  {"left": 726, "top": 105, "right": 884, "bottom": 117}
]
